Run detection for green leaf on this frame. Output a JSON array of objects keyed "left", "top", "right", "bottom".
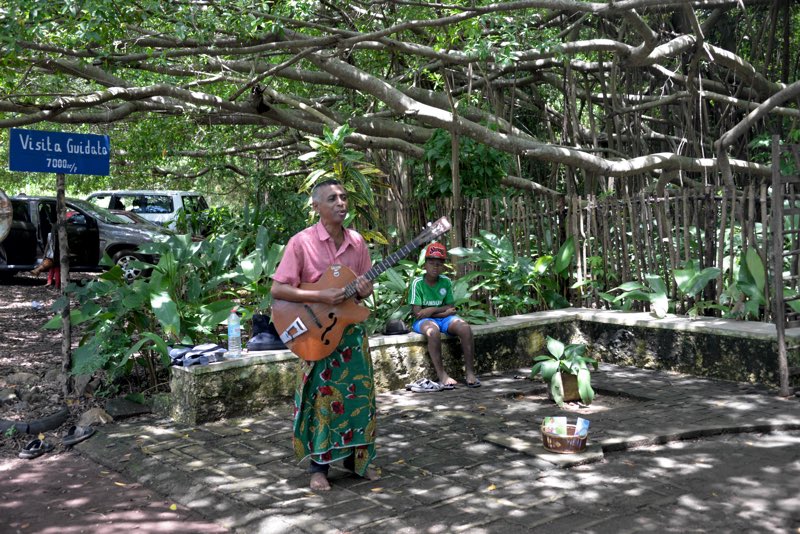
[
  {"left": 577, "top": 368, "right": 594, "bottom": 405},
  {"left": 554, "top": 236, "right": 575, "bottom": 274},
  {"left": 298, "top": 151, "right": 319, "bottom": 162},
  {"left": 651, "top": 292, "right": 669, "bottom": 318},
  {"left": 645, "top": 274, "right": 668, "bottom": 296},
  {"left": 550, "top": 372, "right": 565, "bottom": 407},
  {"left": 543, "top": 289, "right": 571, "bottom": 309},
  {"left": 615, "top": 281, "right": 645, "bottom": 292},
  {"left": 535, "top": 360, "right": 559, "bottom": 382},
  {"left": 200, "top": 300, "right": 238, "bottom": 329},
  {"left": 43, "top": 309, "right": 86, "bottom": 330},
  {"left": 612, "top": 289, "right": 652, "bottom": 303},
  {"left": 150, "top": 290, "right": 180, "bottom": 338},
  {"left": 674, "top": 265, "right": 721, "bottom": 297},
  {"left": 118, "top": 332, "right": 170, "bottom": 369},
  {"left": 239, "top": 251, "right": 262, "bottom": 281},
  {"left": 785, "top": 288, "right": 800, "bottom": 313},
  {"left": 546, "top": 336, "right": 564, "bottom": 358},
  {"left": 564, "top": 343, "right": 587, "bottom": 358},
  {"left": 745, "top": 248, "right": 765, "bottom": 291}
]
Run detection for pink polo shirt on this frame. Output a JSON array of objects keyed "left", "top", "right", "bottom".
[{"left": 272, "top": 222, "right": 371, "bottom": 286}]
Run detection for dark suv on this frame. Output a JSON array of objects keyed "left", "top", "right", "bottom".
[{"left": 0, "top": 196, "right": 171, "bottom": 281}]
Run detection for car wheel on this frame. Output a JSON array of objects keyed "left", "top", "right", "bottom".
[{"left": 112, "top": 250, "right": 143, "bottom": 282}]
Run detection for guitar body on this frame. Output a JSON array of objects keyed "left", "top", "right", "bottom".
[{"left": 271, "top": 265, "right": 370, "bottom": 361}]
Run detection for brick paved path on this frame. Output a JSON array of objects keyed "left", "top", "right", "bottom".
[{"left": 76, "top": 364, "right": 800, "bottom": 533}]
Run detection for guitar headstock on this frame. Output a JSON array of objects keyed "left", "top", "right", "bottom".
[{"left": 415, "top": 216, "right": 452, "bottom": 244}]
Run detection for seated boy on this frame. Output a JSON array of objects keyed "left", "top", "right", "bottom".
[{"left": 408, "top": 242, "right": 479, "bottom": 388}]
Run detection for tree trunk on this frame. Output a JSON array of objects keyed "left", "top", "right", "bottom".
[{"left": 56, "top": 173, "right": 72, "bottom": 397}]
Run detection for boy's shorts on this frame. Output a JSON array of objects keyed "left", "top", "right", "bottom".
[{"left": 412, "top": 315, "right": 462, "bottom": 335}]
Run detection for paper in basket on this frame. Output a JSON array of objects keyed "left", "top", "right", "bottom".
[
  {"left": 542, "top": 416, "right": 568, "bottom": 435},
  {"left": 575, "top": 417, "right": 590, "bottom": 437}
]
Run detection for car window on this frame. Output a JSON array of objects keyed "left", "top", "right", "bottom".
[
  {"left": 124, "top": 194, "right": 174, "bottom": 214},
  {"left": 39, "top": 203, "right": 56, "bottom": 224},
  {"left": 87, "top": 194, "right": 112, "bottom": 209},
  {"left": 11, "top": 201, "right": 30, "bottom": 223},
  {"left": 68, "top": 199, "right": 129, "bottom": 224},
  {"left": 182, "top": 195, "right": 207, "bottom": 212},
  {"left": 112, "top": 195, "right": 139, "bottom": 211},
  {"left": 67, "top": 212, "right": 88, "bottom": 226}
]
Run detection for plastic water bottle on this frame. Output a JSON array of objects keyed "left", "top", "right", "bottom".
[{"left": 227, "top": 308, "right": 242, "bottom": 358}]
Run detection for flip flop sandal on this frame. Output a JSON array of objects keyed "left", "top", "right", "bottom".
[
  {"left": 410, "top": 379, "right": 443, "bottom": 393},
  {"left": 466, "top": 378, "right": 482, "bottom": 388},
  {"left": 405, "top": 378, "right": 425, "bottom": 391},
  {"left": 182, "top": 353, "right": 209, "bottom": 367},
  {"left": 18, "top": 438, "right": 54, "bottom": 459},
  {"left": 439, "top": 382, "right": 456, "bottom": 390},
  {"left": 62, "top": 425, "right": 96, "bottom": 447}
]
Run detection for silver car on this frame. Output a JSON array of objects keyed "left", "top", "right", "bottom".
[{"left": 85, "top": 189, "right": 208, "bottom": 229}]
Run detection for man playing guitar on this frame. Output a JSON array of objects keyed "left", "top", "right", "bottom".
[{"left": 271, "top": 179, "right": 379, "bottom": 491}]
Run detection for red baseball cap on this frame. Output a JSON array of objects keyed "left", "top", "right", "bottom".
[{"left": 425, "top": 242, "right": 447, "bottom": 260}]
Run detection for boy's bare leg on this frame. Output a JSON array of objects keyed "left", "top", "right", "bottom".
[
  {"left": 449, "top": 320, "right": 477, "bottom": 384},
  {"left": 421, "top": 322, "right": 456, "bottom": 386}
]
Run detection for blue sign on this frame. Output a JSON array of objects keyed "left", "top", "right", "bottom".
[{"left": 8, "top": 128, "right": 110, "bottom": 176}]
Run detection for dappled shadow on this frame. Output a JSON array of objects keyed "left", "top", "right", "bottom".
[
  {"left": 64, "top": 368, "right": 799, "bottom": 533},
  {"left": 0, "top": 452, "right": 227, "bottom": 533}
]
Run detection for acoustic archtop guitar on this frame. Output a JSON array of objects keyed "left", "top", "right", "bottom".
[{"left": 271, "top": 217, "right": 451, "bottom": 361}]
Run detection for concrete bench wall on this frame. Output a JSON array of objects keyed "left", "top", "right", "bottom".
[{"left": 163, "top": 308, "right": 800, "bottom": 425}]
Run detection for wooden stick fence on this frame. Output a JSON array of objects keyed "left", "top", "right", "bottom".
[{"left": 396, "top": 186, "right": 779, "bottom": 321}]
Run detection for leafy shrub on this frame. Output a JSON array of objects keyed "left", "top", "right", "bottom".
[
  {"left": 531, "top": 337, "right": 597, "bottom": 407},
  {"left": 417, "top": 128, "right": 509, "bottom": 199},
  {"left": 450, "top": 231, "right": 575, "bottom": 315},
  {"left": 46, "top": 230, "right": 283, "bottom": 387}
]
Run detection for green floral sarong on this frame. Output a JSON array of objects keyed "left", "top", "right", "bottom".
[{"left": 292, "top": 324, "right": 376, "bottom": 476}]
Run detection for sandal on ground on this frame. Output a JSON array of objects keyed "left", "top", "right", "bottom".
[
  {"left": 18, "top": 438, "right": 55, "bottom": 459},
  {"left": 466, "top": 378, "right": 482, "bottom": 388},
  {"left": 62, "top": 425, "right": 95, "bottom": 446},
  {"left": 407, "top": 378, "right": 443, "bottom": 393}
]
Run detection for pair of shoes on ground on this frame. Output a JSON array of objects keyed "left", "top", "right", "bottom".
[
  {"left": 405, "top": 378, "right": 452, "bottom": 392},
  {"left": 17, "top": 425, "right": 96, "bottom": 459}
]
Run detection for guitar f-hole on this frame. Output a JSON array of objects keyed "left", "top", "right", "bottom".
[{"left": 320, "top": 312, "right": 338, "bottom": 346}]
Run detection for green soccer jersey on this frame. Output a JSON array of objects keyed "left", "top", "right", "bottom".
[{"left": 408, "top": 275, "right": 454, "bottom": 307}]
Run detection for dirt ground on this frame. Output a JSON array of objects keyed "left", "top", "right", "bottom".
[
  {"left": 0, "top": 274, "right": 228, "bottom": 533},
  {"left": 0, "top": 275, "right": 75, "bottom": 454}
]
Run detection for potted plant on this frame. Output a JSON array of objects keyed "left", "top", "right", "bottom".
[{"left": 531, "top": 336, "right": 597, "bottom": 407}]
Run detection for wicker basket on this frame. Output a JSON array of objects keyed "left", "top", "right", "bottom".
[{"left": 540, "top": 424, "right": 588, "bottom": 454}]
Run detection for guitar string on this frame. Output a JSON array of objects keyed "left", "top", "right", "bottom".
[
  {"left": 341, "top": 222, "right": 448, "bottom": 299},
  {"left": 342, "top": 240, "right": 419, "bottom": 298}
]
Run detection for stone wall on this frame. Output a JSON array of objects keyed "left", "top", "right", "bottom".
[
  {"left": 168, "top": 352, "right": 298, "bottom": 425},
  {"left": 574, "top": 310, "right": 800, "bottom": 385},
  {"left": 163, "top": 308, "right": 799, "bottom": 424}
]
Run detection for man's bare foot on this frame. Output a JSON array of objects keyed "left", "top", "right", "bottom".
[
  {"left": 439, "top": 376, "right": 457, "bottom": 387},
  {"left": 465, "top": 373, "right": 477, "bottom": 385},
  {"left": 310, "top": 472, "right": 331, "bottom": 491}
]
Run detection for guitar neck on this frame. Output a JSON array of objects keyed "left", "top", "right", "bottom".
[{"left": 342, "top": 239, "right": 420, "bottom": 299}]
